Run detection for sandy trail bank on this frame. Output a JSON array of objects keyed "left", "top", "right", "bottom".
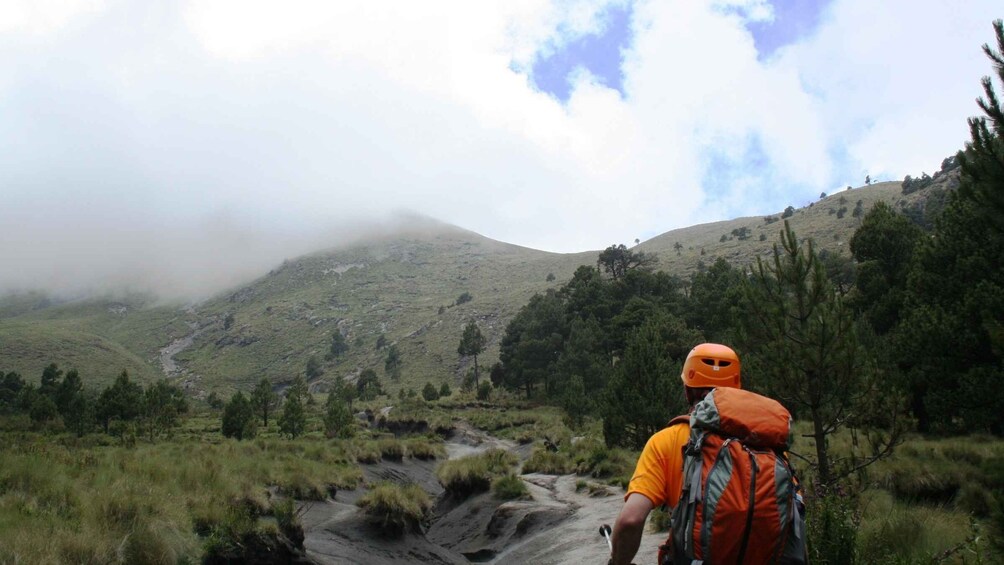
[{"left": 301, "top": 423, "right": 662, "bottom": 565}]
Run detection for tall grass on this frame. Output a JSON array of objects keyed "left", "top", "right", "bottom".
[
  {"left": 355, "top": 482, "right": 431, "bottom": 535},
  {"left": 0, "top": 435, "right": 362, "bottom": 563},
  {"left": 436, "top": 448, "right": 519, "bottom": 497}
]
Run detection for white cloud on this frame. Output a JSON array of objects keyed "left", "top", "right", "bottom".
[
  {"left": 0, "top": 0, "right": 107, "bottom": 35},
  {"left": 0, "top": 0, "right": 1000, "bottom": 299}
]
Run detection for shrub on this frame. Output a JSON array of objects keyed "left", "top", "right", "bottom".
[
  {"left": 355, "top": 482, "right": 431, "bottom": 535},
  {"left": 272, "top": 498, "right": 304, "bottom": 548},
  {"left": 377, "top": 438, "right": 405, "bottom": 461},
  {"left": 476, "top": 381, "right": 492, "bottom": 401},
  {"left": 782, "top": 206, "right": 795, "bottom": 218},
  {"left": 522, "top": 449, "right": 573, "bottom": 475},
  {"left": 439, "top": 382, "right": 452, "bottom": 398},
  {"left": 404, "top": 438, "right": 444, "bottom": 460},
  {"left": 437, "top": 449, "right": 517, "bottom": 497},
  {"left": 422, "top": 382, "right": 439, "bottom": 402},
  {"left": 492, "top": 474, "right": 530, "bottom": 500},
  {"left": 649, "top": 506, "right": 671, "bottom": 532},
  {"left": 806, "top": 493, "right": 857, "bottom": 565},
  {"left": 456, "top": 292, "right": 472, "bottom": 305},
  {"left": 352, "top": 441, "right": 382, "bottom": 464}
]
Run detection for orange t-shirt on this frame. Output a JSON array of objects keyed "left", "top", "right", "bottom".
[{"left": 625, "top": 422, "right": 690, "bottom": 508}]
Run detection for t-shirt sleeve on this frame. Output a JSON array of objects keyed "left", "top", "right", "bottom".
[{"left": 625, "top": 425, "right": 687, "bottom": 508}]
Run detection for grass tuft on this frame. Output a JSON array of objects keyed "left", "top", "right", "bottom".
[{"left": 355, "top": 482, "right": 431, "bottom": 535}]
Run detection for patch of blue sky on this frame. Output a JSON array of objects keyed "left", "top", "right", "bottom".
[
  {"left": 700, "top": 133, "right": 814, "bottom": 216},
  {"left": 730, "top": 0, "right": 833, "bottom": 61},
  {"left": 529, "top": 3, "right": 633, "bottom": 103}
]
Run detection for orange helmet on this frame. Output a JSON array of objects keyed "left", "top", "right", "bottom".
[{"left": 680, "top": 343, "right": 741, "bottom": 389}]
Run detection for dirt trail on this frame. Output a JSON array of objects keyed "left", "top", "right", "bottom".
[
  {"left": 301, "top": 423, "right": 662, "bottom": 565},
  {"left": 159, "top": 321, "right": 205, "bottom": 375}
]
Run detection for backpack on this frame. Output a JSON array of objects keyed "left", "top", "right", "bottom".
[{"left": 662, "top": 387, "right": 807, "bottom": 565}]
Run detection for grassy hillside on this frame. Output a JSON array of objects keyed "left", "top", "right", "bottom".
[
  {"left": 639, "top": 177, "right": 951, "bottom": 276},
  {"left": 0, "top": 178, "right": 951, "bottom": 395},
  {"left": 173, "top": 223, "right": 593, "bottom": 395},
  {"left": 0, "top": 294, "right": 196, "bottom": 386}
]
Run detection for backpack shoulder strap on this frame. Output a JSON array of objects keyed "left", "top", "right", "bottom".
[{"left": 667, "top": 414, "right": 690, "bottom": 428}]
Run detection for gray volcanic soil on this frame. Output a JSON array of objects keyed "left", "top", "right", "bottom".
[{"left": 300, "top": 422, "right": 663, "bottom": 565}]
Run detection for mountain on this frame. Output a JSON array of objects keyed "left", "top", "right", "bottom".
[{"left": 0, "top": 177, "right": 953, "bottom": 395}]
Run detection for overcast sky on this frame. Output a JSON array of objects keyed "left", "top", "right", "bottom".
[{"left": 0, "top": 0, "right": 1000, "bottom": 300}]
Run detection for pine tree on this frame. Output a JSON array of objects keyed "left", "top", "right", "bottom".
[
  {"left": 96, "top": 370, "right": 143, "bottom": 433},
  {"left": 329, "top": 331, "right": 349, "bottom": 359},
  {"left": 601, "top": 316, "right": 689, "bottom": 449},
  {"left": 278, "top": 394, "right": 306, "bottom": 439},
  {"left": 739, "top": 221, "right": 900, "bottom": 488},
  {"left": 458, "top": 321, "right": 486, "bottom": 385},
  {"left": 221, "top": 391, "right": 257, "bottom": 440},
  {"left": 384, "top": 345, "right": 402, "bottom": 381},
  {"left": 422, "top": 382, "right": 439, "bottom": 401},
  {"left": 958, "top": 19, "right": 1004, "bottom": 233},
  {"left": 324, "top": 393, "right": 354, "bottom": 438},
  {"left": 251, "top": 377, "right": 278, "bottom": 427}
]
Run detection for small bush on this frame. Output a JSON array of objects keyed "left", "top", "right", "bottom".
[
  {"left": 437, "top": 449, "right": 517, "bottom": 497},
  {"left": 522, "top": 450, "right": 573, "bottom": 475},
  {"left": 649, "top": 506, "right": 671, "bottom": 532},
  {"left": 492, "top": 474, "right": 530, "bottom": 500},
  {"left": 404, "top": 438, "right": 444, "bottom": 460},
  {"left": 355, "top": 482, "right": 431, "bottom": 535},
  {"left": 272, "top": 498, "right": 304, "bottom": 548},
  {"left": 352, "top": 441, "right": 382, "bottom": 464},
  {"left": 377, "top": 438, "right": 405, "bottom": 461}
]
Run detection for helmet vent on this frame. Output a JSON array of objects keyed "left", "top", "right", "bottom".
[
  {"left": 718, "top": 361, "right": 732, "bottom": 367},
  {"left": 701, "top": 359, "right": 715, "bottom": 366}
]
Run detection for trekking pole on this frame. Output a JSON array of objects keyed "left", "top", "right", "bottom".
[{"left": 599, "top": 523, "right": 613, "bottom": 552}]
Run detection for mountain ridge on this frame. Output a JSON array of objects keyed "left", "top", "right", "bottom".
[{"left": 0, "top": 175, "right": 952, "bottom": 395}]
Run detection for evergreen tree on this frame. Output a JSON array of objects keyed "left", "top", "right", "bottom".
[
  {"left": 499, "top": 291, "right": 567, "bottom": 397},
  {"left": 958, "top": 19, "right": 1004, "bottom": 233},
  {"left": 601, "top": 315, "right": 690, "bottom": 449},
  {"left": 287, "top": 375, "right": 309, "bottom": 403},
  {"left": 355, "top": 369, "right": 382, "bottom": 401},
  {"left": 439, "top": 382, "right": 451, "bottom": 398},
  {"left": 0, "top": 371, "right": 24, "bottom": 413},
  {"left": 686, "top": 257, "right": 745, "bottom": 343},
  {"left": 29, "top": 394, "right": 58, "bottom": 424},
  {"left": 384, "top": 344, "right": 402, "bottom": 381},
  {"left": 96, "top": 370, "right": 143, "bottom": 433},
  {"left": 422, "top": 382, "right": 439, "bottom": 401},
  {"left": 221, "top": 391, "right": 257, "bottom": 440},
  {"left": 739, "top": 221, "right": 899, "bottom": 488},
  {"left": 561, "top": 374, "right": 588, "bottom": 428},
  {"left": 892, "top": 21, "right": 1004, "bottom": 434},
  {"left": 278, "top": 394, "right": 306, "bottom": 439},
  {"left": 329, "top": 331, "right": 349, "bottom": 359},
  {"left": 251, "top": 377, "right": 278, "bottom": 427},
  {"left": 331, "top": 374, "right": 357, "bottom": 409},
  {"left": 306, "top": 355, "right": 323, "bottom": 379},
  {"left": 55, "top": 368, "right": 83, "bottom": 416},
  {"left": 849, "top": 202, "right": 923, "bottom": 335},
  {"left": 142, "top": 380, "right": 187, "bottom": 441},
  {"left": 39, "top": 362, "right": 62, "bottom": 400},
  {"left": 324, "top": 393, "right": 354, "bottom": 438},
  {"left": 64, "top": 390, "right": 95, "bottom": 437},
  {"left": 597, "top": 244, "right": 656, "bottom": 280},
  {"left": 458, "top": 321, "right": 486, "bottom": 386}
]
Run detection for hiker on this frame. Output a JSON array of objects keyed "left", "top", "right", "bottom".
[{"left": 608, "top": 343, "right": 805, "bottom": 565}]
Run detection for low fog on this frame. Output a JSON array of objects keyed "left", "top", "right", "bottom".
[
  {"left": 0, "top": 211, "right": 448, "bottom": 303},
  {"left": 2, "top": 1, "right": 999, "bottom": 304}
]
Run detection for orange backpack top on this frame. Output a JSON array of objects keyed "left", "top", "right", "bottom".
[{"left": 665, "top": 387, "right": 806, "bottom": 565}]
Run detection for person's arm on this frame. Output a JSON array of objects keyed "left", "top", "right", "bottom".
[{"left": 610, "top": 493, "right": 654, "bottom": 565}]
